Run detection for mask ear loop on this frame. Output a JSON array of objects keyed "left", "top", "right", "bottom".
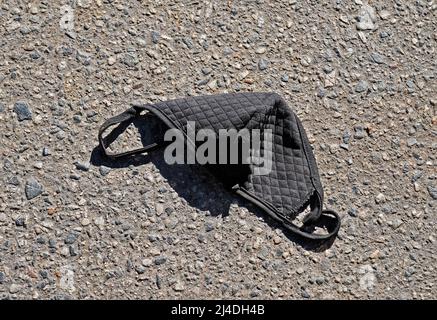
[
  {"left": 302, "top": 190, "right": 323, "bottom": 224},
  {"left": 234, "top": 186, "right": 341, "bottom": 241},
  {"left": 98, "top": 105, "right": 161, "bottom": 158},
  {"left": 281, "top": 209, "right": 340, "bottom": 240},
  {"left": 301, "top": 209, "right": 341, "bottom": 239},
  {"left": 298, "top": 191, "right": 341, "bottom": 240}
]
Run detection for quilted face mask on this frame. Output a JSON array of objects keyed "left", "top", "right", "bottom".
[{"left": 98, "top": 92, "right": 341, "bottom": 241}]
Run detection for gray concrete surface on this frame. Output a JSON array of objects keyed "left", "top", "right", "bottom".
[{"left": 0, "top": 0, "right": 436, "bottom": 299}]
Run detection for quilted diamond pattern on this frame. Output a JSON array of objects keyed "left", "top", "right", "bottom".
[{"left": 145, "top": 92, "right": 321, "bottom": 218}]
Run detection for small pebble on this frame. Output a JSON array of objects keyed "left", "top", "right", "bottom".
[
  {"left": 174, "top": 281, "right": 185, "bottom": 292},
  {"left": 356, "top": 4, "right": 376, "bottom": 31},
  {"left": 427, "top": 186, "right": 437, "bottom": 200},
  {"left": 370, "top": 52, "right": 385, "bottom": 64},
  {"left": 75, "top": 161, "right": 90, "bottom": 171},
  {"left": 14, "top": 101, "right": 32, "bottom": 121},
  {"left": 355, "top": 80, "right": 369, "bottom": 93},
  {"left": 375, "top": 193, "right": 386, "bottom": 204},
  {"left": 273, "top": 236, "right": 282, "bottom": 244},
  {"left": 201, "top": 67, "right": 212, "bottom": 75},
  {"left": 142, "top": 258, "right": 153, "bottom": 267},
  {"left": 81, "top": 218, "right": 91, "bottom": 226},
  {"left": 258, "top": 58, "right": 269, "bottom": 71},
  {"left": 15, "top": 217, "right": 26, "bottom": 227},
  {"left": 9, "top": 284, "right": 21, "bottom": 294},
  {"left": 25, "top": 177, "right": 43, "bottom": 200},
  {"left": 407, "top": 138, "right": 417, "bottom": 147},
  {"left": 64, "top": 233, "right": 78, "bottom": 245},
  {"left": 154, "top": 256, "right": 167, "bottom": 265},
  {"left": 99, "top": 165, "right": 111, "bottom": 176},
  {"left": 151, "top": 31, "right": 160, "bottom": 44}
]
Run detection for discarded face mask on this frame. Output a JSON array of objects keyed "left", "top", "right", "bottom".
[{"left": 98, "top": 92, "right": 341, "bottom": 241}]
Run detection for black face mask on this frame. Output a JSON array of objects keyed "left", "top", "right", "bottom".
[{"left": 98, "top": 92, "right": 341, "bottom": 241}]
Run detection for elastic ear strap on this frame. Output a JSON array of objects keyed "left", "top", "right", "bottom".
[
  {"left": 98, "top": 106, "right": 159, "bottom": 158},
  {"left": 290, "top": 209, "right": 341, "bottom": 240},
  {"left": 294, "top": 191, "right": 340, "bottom": 240},
  {"left": 234, "top": 187, "right": 340, "bottom": 241},
  {"left": 302, "top": 190, "right": 323, "bottom": 224}
]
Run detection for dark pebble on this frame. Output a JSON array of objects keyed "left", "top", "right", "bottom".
[
  {"left": 15, "top": 217, "right": 26, "bottom": 227},
  {"left": 301, "top": 289, "right": 310, "bottom": 298},
  {"left": 154, "top": 256, "right": 167, "bottom": 265},
  {"left": 14, "top": 102, "right": 32, "bottom": 121},
  {"left": 427, "top": 185, "right": 437, "bottom": 200},
  {"left": 135, "top": 266, "right": 146, "bottom": 274},
  {"left": 42, "top": 147, "right": 50, "bottom": 156},
  {"left": 69, "top": 245, "right": 79, "bottom": 256},
  {"left": 39, "top": 270, "right": 48, "bottom": 279},
  {"left": 151, "top": 31, "right": 160, "bottom": 44},
  {"left": 25, "top": 177, "right": 43, "bottom": 200},
  {"left": 348, "top": 208, "right": 358, "bottom": 217},
  {"left": 156, "top": 274, "right": 162, "bottom": 289},
  {"left": 48, "top": 239, "right": 57, "bottom": 248},
  {"left": 258, "top": 58, "right": 269, "bottom": 71},
  {"left": 182, "top": 37, "right": 193, "bottom": 49},
  {"left": 64, "top": 233, "right": 78, "bottom": 245},
  {"left": 36, "top": 237, "right": 46, "bottom": 244}
]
